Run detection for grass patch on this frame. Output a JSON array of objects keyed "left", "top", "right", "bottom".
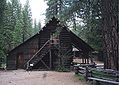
[
  {"left": 55, "top": 65, "right": 70, "bottom": 72},
  {"left": 75, "top": 73, "right": 85, "bottom": 80},
  {"left": 0, "top": 63, "right": 6, "bottom": 68},
  {"left": 91, "top": 70, "right": 118, "bottom": 81}
]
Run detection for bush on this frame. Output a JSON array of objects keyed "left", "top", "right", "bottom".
[
  {"left": 75, "top": 74, "right": 85, "bottom": 80},
  {"left": 55, "top": 65, "right": 70, "bottom": 72}
]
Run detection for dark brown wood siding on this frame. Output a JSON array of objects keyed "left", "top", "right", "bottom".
[
  {"left": 59, "top": 28, "right": 72, "bottom": 69},
  {"left": 7, "top": 34, "right": 39, "bottom": 70},
  {"left": 39, "top": 29, "right": 50, "bottom": 48},
  {"left": 7, "top": 17, "right": 93, "bottom": 70}
]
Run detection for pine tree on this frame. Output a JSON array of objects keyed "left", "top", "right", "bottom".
[
  {"left": 46, "top": 0, "right": 102, "bottom": 51},
  {"left": 22, "top": 0, "right": 33, "bottom": 42},
  {"left": 33, "top": 19, "right": 41, "bottom": 34},
  {"left": 2, "top": 0, "right": 23, "bottom": 50},
  {"left": 101, "top": 0, "right": 118, "bottom": 70},
  {"left": 0, "top": 0, "right": 6, "bottom": 66},
  {"left": 45, "top": 0, "right": 64, "bottom": 21}
]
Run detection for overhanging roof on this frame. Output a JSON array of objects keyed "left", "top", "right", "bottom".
[
  {"left": 8, "top": 17, "right": 94, "bottom": 54},
  {"left": 70, "top": 30, "right": 94, "bottom": 52}
]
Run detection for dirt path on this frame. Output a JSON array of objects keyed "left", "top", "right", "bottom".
[{"left": 0, "top": 70, "right": 91, "bottom": 85}]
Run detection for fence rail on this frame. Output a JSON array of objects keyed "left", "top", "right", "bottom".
[{"left": 74, "top": 64, "right": 119, "bottom": 85}]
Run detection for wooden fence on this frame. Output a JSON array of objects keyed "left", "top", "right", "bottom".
[{"left": 74, "top": 64, "right": 119, "bottom": 85}]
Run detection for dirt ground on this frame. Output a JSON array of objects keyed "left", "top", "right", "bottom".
[{"left": 0, "top": 70, "right": 91, "bottom": 85}]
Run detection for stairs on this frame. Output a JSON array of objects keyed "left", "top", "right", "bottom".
[{"left": 26, "top": 40, "right": 50, "bottom": 70}]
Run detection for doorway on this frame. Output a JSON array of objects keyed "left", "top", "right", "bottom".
[{"left": 17, "top": 53, "right": 24, "bottom": 68}]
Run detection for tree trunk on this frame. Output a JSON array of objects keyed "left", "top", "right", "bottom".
[{"left": 101, "top": 0, "right": 118, "bottom": 70}]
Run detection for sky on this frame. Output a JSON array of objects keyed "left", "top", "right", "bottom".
[{"left": 20, "top": 0, "right": 48, "bottom": 27}]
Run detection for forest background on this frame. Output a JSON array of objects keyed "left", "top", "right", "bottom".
[{"left": 0, "top": 0, "right": 118, "bottom": 70}]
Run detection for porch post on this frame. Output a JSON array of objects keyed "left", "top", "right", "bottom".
[{"left": 49, "top": 49, "right": 52, "bottom": 69}]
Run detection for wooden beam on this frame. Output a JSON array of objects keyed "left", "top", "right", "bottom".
[
  {"left": 49, "top": 49, "right": 52, "bottom": 69},
  {"left": 40, "top": 60, "right": 50, "bottom": 70},
  {"left": 88, "top": 77, "right": 119, "bottom": 85},
  {"left": 82, "top": 58, "right": 83, "bottom": 63},
  {"left": 87, "top": 58, "right": 89, "bottom": 64}
]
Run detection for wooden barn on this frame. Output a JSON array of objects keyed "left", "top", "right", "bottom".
[{"left": 7, "top": 17, "right": 94, "bottom": 70}]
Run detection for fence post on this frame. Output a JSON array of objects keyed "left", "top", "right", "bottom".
[
  {"left": 85, "top": 66, "right": 89, "bottom": 81},
  {"left": 26, "top": 62, "right": 29, "bottom": 71},
  {"left": 75, "top": 66, "right": 79, "bottom": 74}
]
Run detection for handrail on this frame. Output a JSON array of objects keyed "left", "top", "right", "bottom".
[{"left": 26, "top": 40, "right": 50, "bottom": 67}]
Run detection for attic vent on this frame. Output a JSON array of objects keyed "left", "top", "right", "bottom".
[{"left": 50, "top": 39, "right": 59, "bottom": 44}]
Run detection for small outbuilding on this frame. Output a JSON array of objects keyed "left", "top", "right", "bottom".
[{"left": 7, "top": 17, "right": 94, "bottom": 70}]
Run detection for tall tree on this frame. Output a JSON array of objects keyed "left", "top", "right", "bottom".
[
  {"left": 0, "top": 0, "right": 23, "bottom": 65},
  {"left": 11, "top": 0, "right": 23, "bottom": 46},
  {"left": 22, "top": 0, "right": 33, "bottom": 42},
  {"left": 45, "top": 0, "right": 64, "bottom": 21},
  {"left": 37, "top": 20, "right": 41, "bottom": 31},
  {"left": 46, "top": 0, "right": 102, "bottom": 50},
  {"left": 101, "top": 0, "right": 118, "bottom": 70},
  {"left": 0, "top": 0, "right": 6, "bottom": 24},
  {"left": 0, "top": 0, "right": 6, "bottom": 65},
  {"left": 2, "top": 0, "right": 23, "bottom": 50},
  {"left": 33, "top": 19, "right": 41, "bottom": 34}
]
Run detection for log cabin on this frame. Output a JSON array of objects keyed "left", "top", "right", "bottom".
[{"left": 7, "top": 17, "right": 94, "bottom": 70}]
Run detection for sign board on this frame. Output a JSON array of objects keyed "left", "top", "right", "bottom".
[{"left": 30, "top": 64, "right": 33, "bottom": 66}]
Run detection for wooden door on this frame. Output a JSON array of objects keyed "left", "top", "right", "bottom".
[{"left": 17, "top": 53, "right": 24, "bottom": 68}]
